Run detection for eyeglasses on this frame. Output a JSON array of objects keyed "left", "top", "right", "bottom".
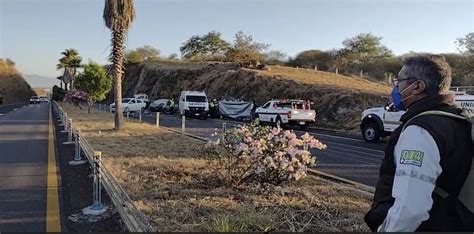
[{"left": 391, "top": 77, "right": 417, "bottom": 86}]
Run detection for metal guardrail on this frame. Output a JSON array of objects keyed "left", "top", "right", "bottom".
[{"left": 52, "top": 101, "right": 154, "bottom": 232}]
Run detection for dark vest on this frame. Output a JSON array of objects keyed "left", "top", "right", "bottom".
[{"left": 364, "top": 95, "right": 472, "bottom": 231}]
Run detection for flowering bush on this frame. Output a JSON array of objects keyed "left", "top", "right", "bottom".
[
  {"left": 64, "top": 90, "right": 87, "bottom": 109},
  {"left": 203, "top": 122, "right": 327, "bottom": 187}
]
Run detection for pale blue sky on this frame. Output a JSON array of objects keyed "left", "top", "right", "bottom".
[{"left": 1, "top": 0, "right": 473, "bottom": 77}]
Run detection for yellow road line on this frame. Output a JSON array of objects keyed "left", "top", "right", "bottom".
[{"left": 46, "top": 105, "right": 61, "bottom": 232}]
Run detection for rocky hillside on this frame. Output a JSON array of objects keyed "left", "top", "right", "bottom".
[
  {"left": 111, "top": 61, "right": 391, "bottom": 130},
  {"left": 0, "top": 59, "right": 36, "bottom": 105}
]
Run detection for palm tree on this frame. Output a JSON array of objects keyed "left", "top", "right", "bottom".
[
  {"left": 57, "top": 49, "right": 82, "bottom": 90},
  {"left": 56, "top": 75, "right": 64, "bottom": 89},
  {"left": 103, "top": 0, "right": 136, "bottom": 130}
]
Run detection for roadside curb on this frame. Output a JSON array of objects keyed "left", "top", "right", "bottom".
[
  {"left": 50, "top": 104, "right": 67, "bottom": 232},
  {"left": 307, "top": 168, "right": 375, "bottom": 195},
  {"left": 161, "top": 126, "right": 209, "bottom": 141}
]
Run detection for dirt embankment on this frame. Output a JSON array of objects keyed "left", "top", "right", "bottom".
[
  {"left": 112, "top": 62, "right": 390, "bottom": 130},
  {"left": 0, "top": 59, "right": 36, "bottom": 104}
]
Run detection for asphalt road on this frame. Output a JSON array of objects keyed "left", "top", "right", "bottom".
[
  {"left": 0, "top": 103, "right": 27, "bottom": 115},
  {"left": 112, "top": 108, "right": 386, "bottom": 187},
  {"left": 0, "top": 103, "right": 60, "bottom": 232}
]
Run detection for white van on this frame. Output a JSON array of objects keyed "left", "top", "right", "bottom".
[{"left": 179, "top": 91, "right": 209, "bottom": 118}]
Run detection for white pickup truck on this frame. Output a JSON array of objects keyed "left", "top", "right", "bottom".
[
  {"left": 360, "top": 89, "right": 474, "bottom": 143},
  {"left": 255, "top": 99, "right": 316, "bottom": 129},
  {"left": 109, "top": 98, "right": 147, "bottom": 113}
]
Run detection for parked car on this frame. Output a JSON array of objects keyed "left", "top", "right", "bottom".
[
  {"left": 134, "top": 94, "right": 150, "bottom": 102},
  {"left": 149, "top": 99, "right": 169, "bottom": 112},
  {"left": 109, "top": 98, "right": 147, "bottom": 113},
  {"left": 179, "top": 91, "right": 209, "bottom": 118},
  {"left": 134, "top": 94, "right": 151, "bottom": 110},
  {"left": 39, "top": 96, "right": 49, "bottom": 103},
  {"left": 255, "top": 99, "right": 316, "bottom": 129},
  {"left": 29, "top": 96, "right": 40, "bottom": 104},
  {"left": 360, "top": 88, "right": 474, "bottom": 143}
]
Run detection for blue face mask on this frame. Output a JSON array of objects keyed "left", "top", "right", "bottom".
[
  {"left": 391, "top": 86, "right": 405, "bottom": 111},
  {"left": 390, "top": 81, "right": 418, "bottom": 111}
]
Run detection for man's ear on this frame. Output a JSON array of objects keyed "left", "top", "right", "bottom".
[{"left": 412, "top": 80, "right": 426, "bottom": 95}]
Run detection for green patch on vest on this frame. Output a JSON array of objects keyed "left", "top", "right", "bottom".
[{"left": 400, "top": 150, "right": 424, "bottom": 167}]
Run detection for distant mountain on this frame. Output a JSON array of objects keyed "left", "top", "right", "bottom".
[{"left": 23, "top": 74, "right": 59, "bottom": 88}]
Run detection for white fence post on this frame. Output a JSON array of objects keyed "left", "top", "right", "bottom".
[
  {"left": 69, "top": 130, "right": 87, "bottom": 165},
  {"left": 59, "top": 112, "right": 65, "bottom": 127},
  {"left": 181, "top": 115, "right": 185, "bottom": 133},
  {"left": 63, "top": 119, "right": 75, "bottom": 144},
  {"left": 139, "top": 111, "right": 142, "bottom": 122},
  {"left": 61, "top": 114, "right": 69, "bottom": 133},
  {"left": 126, "top": 111, "right": 130, "bottom": 119},
  {"left": 82, "top": 151, "right": 107, "bottom": 216},
  {"left": 221, "top": 122, "right": 227, "bottom": 142},
  {"left": 156, "top": 112, "right": 160, "bottom": 127}
]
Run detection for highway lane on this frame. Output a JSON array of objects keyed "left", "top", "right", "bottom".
[
  {"left": 0, "top": 103, "right": 61, "bottom": 232},
  {"left": 0, "top": 103, "right": 28, "bottom": 116},
  {"left": 115, "top": 109, "right": 386, "bottom": 186}
]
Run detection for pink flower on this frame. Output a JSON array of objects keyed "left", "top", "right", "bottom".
[
  {"left": 271, "top": 127, "right": 281, "bottom": 135},
  {"left": 301, "top": 132, "right": 312, "bottom": 142}
]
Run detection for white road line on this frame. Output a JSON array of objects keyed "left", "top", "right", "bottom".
[{"left": 13, "top": 108, "right": 18, "bottom": 111}]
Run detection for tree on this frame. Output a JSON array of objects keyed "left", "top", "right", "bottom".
[
  {"left": 443, "top": 53, "right": 474, "bottom": 86},
  {"left": 168, "top": 53, "right": 179, "bottom": 60},
  {"left": 180, "top": 31, "right": 229, "bottom": 60},
  {"left": 57, "top": 49, "right": 82, "bottom": 90},
  {"left": 103, "top": 0, "right": 136, "bottom": 130},
  {"left": 125, "top": 45, "right": 160, "bottom": 63},
  {"left": 340, "top": 33, "right": 393, "bottom": 63},
  {"left": 225, "top": 31, "right": 269, "bottom": 67},
  {"left": 456, "top": 32, "right": 474, "bottom": 54},
  {"left": 75, "top": 62, "right": 112, "bottom": 114},
  {"left": 5, "top": 58, "right": 15, "bottom": 67},
  {"left": 263, "top": 50, "right": 287, "bottom": 65},
  {"left": 56, "top": 75, "right": 64, "bottom": 89},
  {"left": 287, "top": 50, "right": 336, "bottom": 70}
]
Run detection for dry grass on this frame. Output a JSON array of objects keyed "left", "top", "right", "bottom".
[
  {"left": 60, "top": 102, "right": 371, "bottom": 232},
  {"left": 257, "top": 66, "right": 391, "bottom": 96}
]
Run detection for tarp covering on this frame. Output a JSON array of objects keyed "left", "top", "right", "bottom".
[{"left": 218, "top": 101, "right": 254, "bottom": 119}]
